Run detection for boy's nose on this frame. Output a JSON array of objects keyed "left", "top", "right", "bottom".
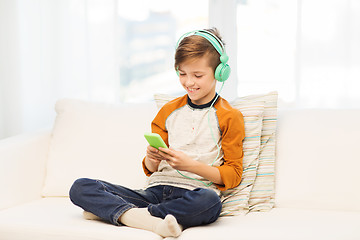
[{"left": 185, "top": 77, "right": 195, "bottom": 86}]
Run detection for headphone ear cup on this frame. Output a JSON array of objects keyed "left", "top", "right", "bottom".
[{"left": 215, "top": 63, "right": 231, "bottom": 82}]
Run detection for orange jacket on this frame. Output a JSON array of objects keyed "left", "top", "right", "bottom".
[{"left": 142, "top": 94, "right": 244, "bottom": 192}]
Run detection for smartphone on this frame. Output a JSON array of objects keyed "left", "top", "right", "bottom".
[{"left": 144, "top": 132, "right": 168, "bottom": 150}]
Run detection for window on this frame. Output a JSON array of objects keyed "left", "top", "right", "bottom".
[
  {"left": 235, "top": 0, "right": 360, "bottom": 108},
  {"left": 297, "top": 0, "right": 360, "bottom": 108},
  {"left": 236, "top": 0, "right": 298, "bottom": 104},
  {"left": 117, "top": 0, "right": 209, "bottom": 102}
]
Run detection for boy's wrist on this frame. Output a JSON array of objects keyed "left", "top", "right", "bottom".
[
  {"left": 187, "top": 162, "right": 223, "bottom": 185},
  {"left": 145, "top": 156, "right": 159, "bottom": 173}
]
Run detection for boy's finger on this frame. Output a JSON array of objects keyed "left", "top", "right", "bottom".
[
  {"left": 158, "top": 147, "right": 169, "bottom": 153},
  {"left": 159, "top": 147, "right": 174, "bottom": 157},
  {"left": 147, "top": 145, "right": 159, "bottom": 153}
]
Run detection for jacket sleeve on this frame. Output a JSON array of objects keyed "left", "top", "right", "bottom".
[
  {"left": 214, "top": 107, "right": 245, "bottom": 191},
  {"left": 141, "top": 106, "right": 169, "bottom": 176}
]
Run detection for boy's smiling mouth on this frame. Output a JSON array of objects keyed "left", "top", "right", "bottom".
[{"left": 187, "top": 87, "right": 200, "bottom": 93}]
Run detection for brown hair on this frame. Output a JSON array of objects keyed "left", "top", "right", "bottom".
[{"left": 174, "top": 28, "right": 225, "bottom": 73}]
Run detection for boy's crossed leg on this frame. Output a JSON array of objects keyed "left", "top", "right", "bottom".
[
  {"left": 84, "top": 208, "right": 182, "bottom": 238},
  {"left": 119, "top": 207, "right": 182, "bottom": 238}
]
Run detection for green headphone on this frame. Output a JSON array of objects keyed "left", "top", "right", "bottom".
[{"left": 175, "top": 29, "right": 231, "bottom": 82}]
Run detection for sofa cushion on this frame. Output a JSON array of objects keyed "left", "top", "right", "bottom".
[
  {"left": 1, "top": 198, "right": 358, "bottom": 240},
  {"left": 275, "top": 109, "right": 360, "bottom": 211},
  {"left": 178, "top": 207, "right": 360, "bottom": 240},
  {"left": 42, "top": 99, "right": 157, "bottom": 197},
  {"left": 153, "top": 94, "right": 265, "bottom": 216},
  {"left": 0, "top": 198, "right": 162, "bottom": 240}
]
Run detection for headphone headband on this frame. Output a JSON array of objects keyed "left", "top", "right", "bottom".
[
  {"left": 176, "top": 30, "right": 225, "bottom": 56},
  {"left": 175, "top": 29, "right": 231, "bottom": 82}
]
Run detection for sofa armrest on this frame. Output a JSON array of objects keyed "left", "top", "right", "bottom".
[{"left": 0, "top": 130, "right": 51, "bottom": 210}]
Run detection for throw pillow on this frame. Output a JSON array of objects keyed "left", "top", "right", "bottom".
[
  {"left": 220, "top": 99, "right": 264, "bottom": 216},
  {"left": 237, "top": 91, "right": 278, "bottom": 212}
]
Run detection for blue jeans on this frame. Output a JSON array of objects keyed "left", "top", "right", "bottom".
[{"left": 69, "top": 178, "right": 222, "bottom": 229}]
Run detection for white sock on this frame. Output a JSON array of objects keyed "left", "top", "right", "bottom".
[
  {"left": 119, "top": 208, "right": 182, "bottom": 238},
  {"left": 83, "top": 211, "right": 102, "bottom": 220}
]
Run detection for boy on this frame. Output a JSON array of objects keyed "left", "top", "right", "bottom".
[{"left": 69, "top": 28, "right": 244, "bottom": 238}]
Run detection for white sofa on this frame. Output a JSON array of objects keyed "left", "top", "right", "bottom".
[{"left": 0, "top": 97, "right": 360, "bottom": 240}]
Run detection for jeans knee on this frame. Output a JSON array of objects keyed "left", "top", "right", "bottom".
[
  {"left": 69, "top": 178, "right": 94, "bottom": 204},
  {"left": 196, "top": 189, "right": 222, "bottom": 215},
  {"left": 194, "top": 188, "right": 221, "bottom": 205},
  {"left": 171, "top": 188, "right": 221, "bottom": 228}
]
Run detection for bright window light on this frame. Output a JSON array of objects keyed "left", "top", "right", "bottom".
[{"left": 117, "top": 0, "right": 208, "bottom": 102}]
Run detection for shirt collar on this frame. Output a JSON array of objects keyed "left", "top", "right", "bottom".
[{"left": 187, "top": 93, "right": 219, "bottom": 109}]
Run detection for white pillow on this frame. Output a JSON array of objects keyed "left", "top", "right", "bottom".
[{"left": 42, "top": 99, "right": 157, "bottom": 197}]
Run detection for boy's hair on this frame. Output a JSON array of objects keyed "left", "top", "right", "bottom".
[{"left": 174, "top": 28, "right": 225, "bottom": 74}]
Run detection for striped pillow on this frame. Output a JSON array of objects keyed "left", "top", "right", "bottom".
[
  {"left": 153, "top": 94, "right": 174, "bottom": 109},
  {"left": 153, "top": 94, "right": 266, "bottom": 216},
  {"left": 220, "top": 99, "right": 265, "bottom": 216},
  {"left": 237, "top": 92, "right": 278, "bottom": 212}
]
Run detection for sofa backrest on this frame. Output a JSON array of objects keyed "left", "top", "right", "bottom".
[
  {"left": 42, "top": 98, "right": 360, "bottom": 212},
  {"left": 42, "top": 99, "right": 158, "bottom": 197},
  {"left": 275, "top": 109, "right": 360, "bottom": 211}
]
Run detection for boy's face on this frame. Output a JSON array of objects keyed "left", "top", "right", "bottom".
[{"left": 178, "top": 56, "right": 216, "bottom": 105}]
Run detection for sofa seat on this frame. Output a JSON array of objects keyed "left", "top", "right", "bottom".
[
  {"left": 180, "top": 207, "right": 360, "bottom": 240},
  {"left": 1, "top": 197, "right": 359, "bottom": 240},
  {"left": 0, "top": 198, "right": 162, "bottom": 240}
]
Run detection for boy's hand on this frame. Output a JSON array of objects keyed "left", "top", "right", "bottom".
[
  {"left": 158, "top": 147, "right": 224, "bottom": 185},
  {"left": 157, "top": 147, "right": 196, "bottom": 172},
  {"left": 145, "top": 145, "right": 163, "bottom": 172}
]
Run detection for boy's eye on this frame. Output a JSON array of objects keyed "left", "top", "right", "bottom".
[{"left": 195, "top": 75, "right": 203, "bottom": 78}]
